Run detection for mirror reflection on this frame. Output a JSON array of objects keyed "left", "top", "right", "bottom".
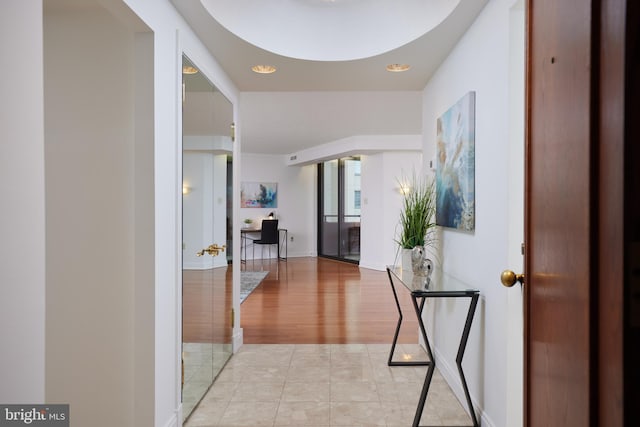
[{"left": 181, "top": 55, "right": 234, "bottom": 422}]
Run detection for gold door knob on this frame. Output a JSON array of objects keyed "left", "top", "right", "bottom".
[
  {"left": 501, "top": 270, "right": 524, "bottom": 287},
  {"left": 196, "top": 244, "right": 226, "bottom": 257}
]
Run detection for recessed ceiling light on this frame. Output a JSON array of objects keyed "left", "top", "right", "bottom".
[
  {"left": 251, "top": 65, "right": 277, "bottom": 74},
  {"left": 386, "top": 63, "right": 411, "bottom": 72},
  {"left": 182, "top": 65, "right": 199, "bottom": 75}
]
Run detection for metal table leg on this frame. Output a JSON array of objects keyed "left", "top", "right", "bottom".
[
  {"left": 386, "top": 268, "right": 429, "bottom": 367},
  {"left": 278, "top": 229, "right": 287, "bottom": 261},
  {"left": 411, "top": 294, "right": 435, "bottom": 427},
  {"left": 410, "top": 293, "right": 480, "bottom": 427},
  {"left": 457, "top": 293, "right": 480, "bottom": 427},
  {"left": 240, "top": 232, "right": 246, "bottom": 263}
]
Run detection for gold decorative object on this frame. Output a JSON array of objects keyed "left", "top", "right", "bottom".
[{"left": 196, "top": 244, "right": 226, "bottom": 257}]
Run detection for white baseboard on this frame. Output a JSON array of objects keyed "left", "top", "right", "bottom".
[
  {"left": 433, "top": 347, "right": 494, "bottom": 427},
  {"left": 357, "top": 262, "right": 386, "bottom": 272},
  {"left": 233, "top": 328, "right": 243, "bottom": 353},
  {"left": 161, "top": 409, "right": 179, "bottom": 427}
]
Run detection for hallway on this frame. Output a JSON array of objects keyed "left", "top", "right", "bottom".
[
  {"left": 184, "top": 343, "right": 471, "bottom": 426},
  {"left": 184, "top": 258, "right": 472, "bottom": 426}
]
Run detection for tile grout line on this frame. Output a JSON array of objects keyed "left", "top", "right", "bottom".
[
  {"left": 272, "top": 345, "right": 295, "bottom": 427},
  {"left": 185, "top": 343, "right": 470, "bottom": 427}
]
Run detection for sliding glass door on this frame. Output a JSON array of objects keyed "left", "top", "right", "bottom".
[{"left": 318, "top": 157, "right": 361, "bottom": 262}]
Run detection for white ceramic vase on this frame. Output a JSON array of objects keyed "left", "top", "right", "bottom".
[{"left": 401, "top": 248, "right": 412, "bottom": 271}]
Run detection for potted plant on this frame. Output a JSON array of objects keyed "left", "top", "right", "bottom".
[
  {"left": 396, "top": 173, "right": 437, "bottom": 273},
  {"left": 243, "top": 218, "right": 254, "bottom": 229}
]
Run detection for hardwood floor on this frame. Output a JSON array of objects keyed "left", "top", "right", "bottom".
[
  {"left": 183, "top": 257, "right": 420, "bottom": 345},
  {"left": 240, "top": 257, "right": 419, "bottom": 344},
  {"left": 183, "top": 267, "right": 232, "bottom": 343}
]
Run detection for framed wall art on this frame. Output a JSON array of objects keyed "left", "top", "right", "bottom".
[
  {"left": 241, "top": 182, "right": 278, "bottom": 208},
  {"left": 435, "top": 91, "right": 476, "bottom": 231}
]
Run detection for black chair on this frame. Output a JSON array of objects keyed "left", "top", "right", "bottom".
[{"left": 251, "top": 219, "right": 279, "bottom": 260}]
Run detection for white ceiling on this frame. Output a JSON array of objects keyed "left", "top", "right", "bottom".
[
  {"left": 171, "top": 0, "right": 488, "bottom": 154},
  {"left": 198, "top": 0, "right": 462, "bottom": 62}
]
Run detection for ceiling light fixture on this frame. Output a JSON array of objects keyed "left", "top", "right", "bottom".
[
  {"left": 251, "top": 65, "right": 277, "bottom": 74},
  {"left": 386, "top": 63, "right": 411, "bottom": 72},
  {"left": 182, "top": 65, "right": 199, "bottom": 75}
]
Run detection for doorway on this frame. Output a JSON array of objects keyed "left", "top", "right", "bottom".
[{"left": 318, "top": 157, "right": 361, "bottom": 263}]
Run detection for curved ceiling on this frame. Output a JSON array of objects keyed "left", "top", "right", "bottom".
[
  {"left": 200, "top": 0, "right": 461, "bottom": 61},
  {"left": 172, "top": 0, "right": 488, "bottom": 154}
]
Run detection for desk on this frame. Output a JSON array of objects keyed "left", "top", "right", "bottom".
[
  {"left": 241, "top": 228, "right": 288, "bottom": 262},
  {"left": 386, "top": 265, "right": 480, "bottom": 427}
]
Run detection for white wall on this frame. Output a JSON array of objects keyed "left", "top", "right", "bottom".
[
  {"left": 133, "top": 30, "right": 156, "bottom": 427},
  {"left": 241, "top": 145, "right": 425, "bottom": 269},
  {"left": 182, "top": 88, "right": 233, "bottom": 270},
  {"left": 183, "top": 91, "right": 233, "bottom": 136},
  {"left": 44, "top": 7, "right": 142, "bottom": 426},
  {"left": 287, "top": 134, "right": 421, "bottom": 166},
  {"left": 120, "top": 1, "right": 241, "bottom": 425},
  {"left": 0, "top": 0, "right": 46, "bottom": 404},
  {"left": 281, "top": 134, "right": 423, "bottom": 269},
  {"left": 183, "top": 151, "right": 228, "bottom": 269},
  {"left": 240, "top": 153, "right": 317, "bottom": 259},
  {"left": 359, "top": 151, "right": 424, "bottom": 271},
  {"left": 421, "top": 1, "right": 518, "bottom": 426},
  {"left": 0, "top": 1, "right": 241, "bottom": 427},
  {"left": 241, "top": 92, "right": 422, "bottom": 154}
]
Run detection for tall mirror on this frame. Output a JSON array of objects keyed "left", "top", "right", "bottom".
[{"left": 181, "top": 55, "right": 234, "bottom": 421}]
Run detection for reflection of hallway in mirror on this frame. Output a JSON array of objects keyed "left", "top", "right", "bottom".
[
  {"left": 181, "top": 343, "right": 213, "bottom": 418},
  {"left": 183, "top": 268, "right": 232, "bottom": 343},
  {"left": 182, "top": 267, "right": 232, "bottom": 420},
  {"left": 181, "top": 53, "right": 235, "bottom": 423}
]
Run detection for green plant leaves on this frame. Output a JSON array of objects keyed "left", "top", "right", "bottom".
[{"left": 397, "top": 174, "right": 436, "bottom": 249}]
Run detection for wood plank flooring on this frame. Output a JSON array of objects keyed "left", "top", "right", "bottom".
[
  {"left": 240, "top": 257, "right": 419, "bottom": 344},
  {"left": 183, "top": 267, "right": 232, "bottom": 343},
  {"left": 183, "top": 257, "right": 420, "bottom": 344}
]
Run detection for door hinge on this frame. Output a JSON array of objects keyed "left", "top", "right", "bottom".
[
  {"left": 521, "top": 243, "right": 525, "bottom": 255},
  {"left": 231, "top": 308, "right": 235, "bottom": 328}
]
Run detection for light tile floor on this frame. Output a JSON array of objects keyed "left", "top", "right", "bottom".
[{"left": 184, "top": 344, "right": 472, "bottom": 427}]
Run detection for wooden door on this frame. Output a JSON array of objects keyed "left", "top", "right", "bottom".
[
  {"left": 526, "top": 0, "right": 627, "bottom": 425},
  {"left": 526, "top": 1, "right": 593, "bottom": 423}
]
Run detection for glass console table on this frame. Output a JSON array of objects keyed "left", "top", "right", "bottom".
[{"left": 386, "top": 265, "right": 480, "bottom": 427}]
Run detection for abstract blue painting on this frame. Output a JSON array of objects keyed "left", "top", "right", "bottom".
[
  {"left": 436, "top": 92, "right": 476, "bottom": 231},
  {"left": 241, "top": 182, "right": 278, "bottom": 208}
]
